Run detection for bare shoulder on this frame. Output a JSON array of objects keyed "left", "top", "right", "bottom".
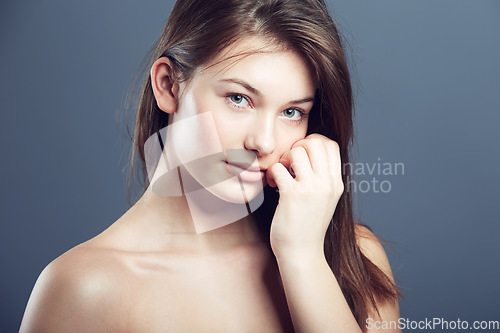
[
  {"left": 20, "top": 242, "right": 129, "bottom": 333},
  {"left": 354, "top": 223, "right": 401, "bottom": 332},
  {"left": 354, "top": 223, "right": 394, "bottom": 281}
]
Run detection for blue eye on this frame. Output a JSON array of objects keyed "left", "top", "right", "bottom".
[
  {"left": 229, "top": 94, "right": 250, "bottom": 107},
  {"left": 281, "top": 108, "right": 303, "bottom": 120}
]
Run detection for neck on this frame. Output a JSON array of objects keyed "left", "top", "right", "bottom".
[{"left": 127, "top": 184, "right": 265, "bottom": 254}]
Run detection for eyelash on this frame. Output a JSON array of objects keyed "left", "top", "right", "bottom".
[{"left": 225, "top": 93, "right": 308, "bottom": 125}]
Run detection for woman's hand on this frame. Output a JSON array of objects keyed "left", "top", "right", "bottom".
[{"left": 266, "top": 134, "right": 344, "bottom": 260}]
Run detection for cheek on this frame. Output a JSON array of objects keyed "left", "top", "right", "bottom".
[
  {"left": 170, "top": 112, "right": 223, "bottom": 165},
  {"left": 214, "top": 125, "right": 239, "bottom": 149},
  {"left": 171, "top": 91, "right": 224, "bottom": 164},
  {"left": 191, "top": 89, "right": 234, "bottom": 146},
  {"left": 275, "top": 126, "right": 308, "bottom": 155},
  {"left": 210, "top": 109, "right": 248, "bottom": 149}
]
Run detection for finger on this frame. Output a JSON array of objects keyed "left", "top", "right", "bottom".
[
  {"left": 292, "top": 136, "right": 329, "bottom": 176},
  {"left": 267, "top": 172, "right": 277, "bottom": 188},
  {"left": 280, "top": 146, "right": 313, "bottom": 180},
  {"left": 324, "top": 140, "right": 343, "bottom": 183},
  {"left": 266, "top": 162, "right": 294, "bottom": 190}
]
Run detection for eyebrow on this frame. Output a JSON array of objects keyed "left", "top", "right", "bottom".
[
  {"left": 219, "top": 78, "right": 315, "bottom": 105},
  {"left": 219, "top": 78, "right": 262, "bottom": 97}
]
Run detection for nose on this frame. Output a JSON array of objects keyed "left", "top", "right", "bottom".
[{"left": 244, "top": 112, "right": 275, "bottom": 156}]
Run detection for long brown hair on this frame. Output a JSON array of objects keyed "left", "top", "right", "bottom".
[{"left": 124, "top": 0, "right": 400, "bottom": 329}]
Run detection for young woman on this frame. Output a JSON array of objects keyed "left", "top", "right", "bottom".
[{"left": 21, "top": 0, "right": 401, "bottom": 332}]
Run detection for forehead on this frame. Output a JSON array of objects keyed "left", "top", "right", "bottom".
[{"left": 194, "top": 37, "right": 316, "bottom": 97}]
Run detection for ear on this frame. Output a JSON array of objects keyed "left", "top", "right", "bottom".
[{"left": 150, "top": 57, "right": 179, "bottom": 114}]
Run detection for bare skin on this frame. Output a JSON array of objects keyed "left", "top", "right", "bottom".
[
  {"left": 20, "top": 188, "right": 395, "bottom": 332},
  {"left": 21, "top": 186, "right": 296, "bottom": 332}
]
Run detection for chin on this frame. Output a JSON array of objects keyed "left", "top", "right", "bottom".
[
  {"left": 181, "top": 176, "right": 265, "bottom": 234},
  {"left": 204, "top": 177, "right": 266, "bottom": 205}
]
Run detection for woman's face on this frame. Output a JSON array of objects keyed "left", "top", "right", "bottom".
[{"left": 166, "top": 38, "right": 316, "bottom": 204}]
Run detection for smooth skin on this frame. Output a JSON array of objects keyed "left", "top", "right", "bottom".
[{"left": 20, "top": 37, "right": 400, "bottom": 332}]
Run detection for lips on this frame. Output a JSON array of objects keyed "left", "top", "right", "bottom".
[
  {"left": 228, "top": 161, "right": 264, "bottom": 172},
  {"left": 224, "top": 161, "right": 265, "bottom": 182}
]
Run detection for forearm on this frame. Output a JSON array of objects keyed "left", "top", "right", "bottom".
[{"left": 275, "top": 250, "right": 363, "bottom": 333}]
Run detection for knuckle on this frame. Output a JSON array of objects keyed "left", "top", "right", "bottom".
[
  {"left": 269, "top": 163, "right": 281, "bottom": 173},
  {"left": 338, "top": 181, "right": 345, "bottom": 194},
  {"left": 291, "top": 146, "right": 307, "bottom": 158},
  {"left": 327, "top": 140, "right": 340, "bottom": 153},
  {"left": 309, "top": 137, "right": 324, "bottom": 144},
  {"left": 328, "top": 140, "right": 340, "bottom": 149}
]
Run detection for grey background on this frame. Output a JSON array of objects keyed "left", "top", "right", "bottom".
[{"left": 1, "top": 0, "right": 499, "bottom": 332}]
